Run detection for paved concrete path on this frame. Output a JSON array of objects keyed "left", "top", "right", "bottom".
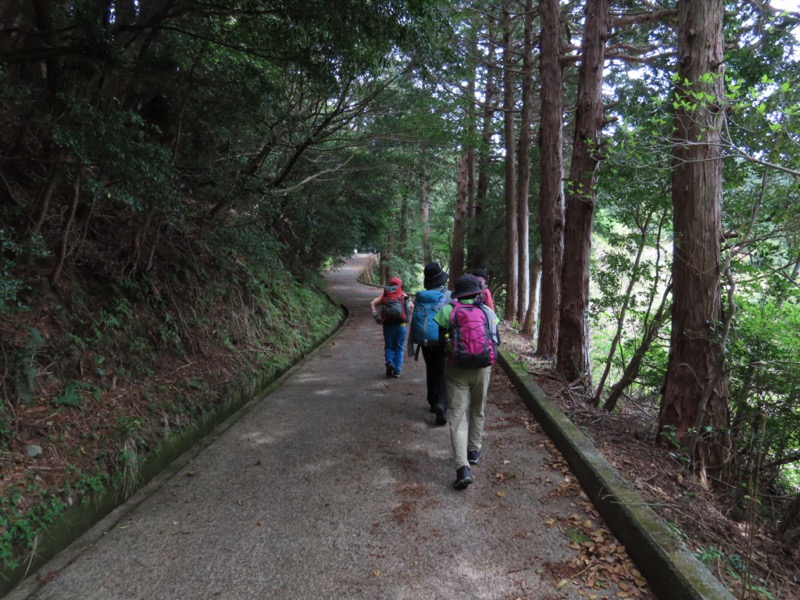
[{"left": 8, "top": 254, "right": 631, "bottom": 600}]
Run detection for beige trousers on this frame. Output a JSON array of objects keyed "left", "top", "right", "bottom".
[{"left": 444, "top": 364, "right": 492, "bottom": 470}]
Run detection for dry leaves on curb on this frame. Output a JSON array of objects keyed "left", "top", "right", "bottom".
[{"left": 542, "top": 454, "right": 653, "bottom": 599}]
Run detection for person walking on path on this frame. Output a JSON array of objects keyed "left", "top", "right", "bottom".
[
  {"left": 408, "top": 262, "right": 451, "bottom": 426},
  {"left": 370, "top": 276, "right": 412, "bottom": 378},
  {"left": 434, "top": 274, "right": 500, "bottom": 490},
  {"left": 469, "top": 267, "right": 495, "bottom": 311}
]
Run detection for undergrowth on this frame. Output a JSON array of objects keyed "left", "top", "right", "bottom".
[{"left": 0, "top": 253, "right": 343, "bottom": 573}]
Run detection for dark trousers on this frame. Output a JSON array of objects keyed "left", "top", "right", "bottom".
[{"left": 421, "top": 345, "right": 447, "bottom": 412}]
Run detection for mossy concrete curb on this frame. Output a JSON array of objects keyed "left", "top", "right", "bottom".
[{"left": 498, "top": 349, "right": 734, "bottom": 600}]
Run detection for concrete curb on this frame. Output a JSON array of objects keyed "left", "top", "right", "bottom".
[{"left": 497, "top": 349, "right": 734, "bottom": 600}]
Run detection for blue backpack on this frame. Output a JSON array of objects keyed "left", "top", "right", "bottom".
[{"left": 410, "top": 289, "right": 446, "bottom": 349}]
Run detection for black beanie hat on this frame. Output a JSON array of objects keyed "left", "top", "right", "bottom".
[{"left": 423, "top": 262, "right": 449, "bottom": 289}]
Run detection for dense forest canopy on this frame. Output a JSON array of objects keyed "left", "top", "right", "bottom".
[{"left": 2, "top": 0, "right": 800, "bottom": 595}]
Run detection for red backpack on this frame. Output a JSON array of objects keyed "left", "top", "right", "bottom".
[{"left": 380, "top": 284, "right": 409, "bottom": 324}]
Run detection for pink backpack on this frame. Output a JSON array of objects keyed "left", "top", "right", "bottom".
[{"left": 448, "top": 301, "right": 495, "bottom": 368}]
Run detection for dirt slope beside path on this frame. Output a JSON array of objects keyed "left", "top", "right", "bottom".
[{"left": 7, "top": 254, "right": 652, "bottom": 600}]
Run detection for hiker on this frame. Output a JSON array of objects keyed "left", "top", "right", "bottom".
[
  {"left": 434, "top": 274, "right": 500, "bottom": 490},
  {"left": 469, "top": 267, "right": 495, "bottom": 311},
  {"left": 370, "top": 277, "right": 413, "bottom": 378},
  {"left": 408, "top": 262, "right": 451, "bottom": 426}
]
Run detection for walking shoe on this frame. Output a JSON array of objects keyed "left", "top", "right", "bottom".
[
  {"left": 386, "top": 363, "right": 394, "bottom": 378},
  {"left": 391, "top": 370, "right": 400, "bottom": 378},
  {"left": 453, "top": 466, "right": 473, "bottom": 490},
  {"left": 433, "top": 406, "right": 446, "bottom": 426},
  {"left": 467, "top": 449, "right": 481, "bottom": 465}
]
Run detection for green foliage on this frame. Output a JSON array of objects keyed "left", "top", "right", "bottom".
[
  {"left": 90, "top": 301, "right": 133, "bottom": 340},
  {"left": 590, "top": 122, "right": 673, "bottom": 401},
  {"left": 727, "top": 297, "right": 800, "bottom": 483},
  {"left": 52, "top": 381, "right": 100, "bottom": 408},
  {"left": 64, "top": 465, "right": 111, "bottom": 501},
  {"left": 0, "top": 403, "right": 11, "bottom": 450},
  {"left": 690, "top": 544, "right": 777, "bottom": 600},
  {"left": 11, "top": 326, "right": 45, "bottom": 405},
  {"left": 694, "top": 545, "right": 725, "bottom": 566},
  {"left": 0, "top": 484, "right": 67, "bottom": 570},
  {"left": 0, "top": 230, "right": 24, "bottom": 315},
  {"left": 51, "top": 95, "right": 177, "bottom": 210}
]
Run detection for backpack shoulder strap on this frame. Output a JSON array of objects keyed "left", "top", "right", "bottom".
[{"left": 449, "top": 301, "right": 462, "bottom": 322}]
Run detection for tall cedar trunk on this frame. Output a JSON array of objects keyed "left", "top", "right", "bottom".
[
  {"left": 502, "top": 0, "right": 518, "bottom": 321},
  {"left": 557, "top": 0, "right": 609, "bottom": 383},
  {"left": 660, "top": 0, "right": 730, "bottom": 478},
  {"left": 31, "top": 0, "right": 61, "bottom": 96},
  {"left": 471, "top": 35, "right": 498, "bottom": 271},
  {"left": 466, "top": 34, "right": 478, "bottom": 227},
  {"left": 399, "top": 195, "right": 408, "bottom": 254},
  {"left": 450, "top": 155, "right": 470, "bottom": 280},
  {"left": 516, "top": 0, "right": 534, "bottom": 322},
  {"left": 380, "top": 230, "right": 394, "bottom": 285},
  {"left": 536, "top": 0, "right": 564, "bottom": 357},
  {"left": 522, "top": 252, "right": 541, "bottom": 337},
  {"left": 421, "top": 163, "right": 432, "bottom": 265}
]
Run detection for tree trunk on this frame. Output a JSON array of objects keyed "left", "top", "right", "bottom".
[
  {"left": 516, "top": 0, "right": 534, "bottom": 324},
  {"left": 399, "top": 194, "right": 409, "bottom": 256},
  {"left": 31, "top": 0, "right": 61, "bottom": 96},
  {"left": 522, "top": 251, "right": 541, "bottom": 337},
  {"left": 31, "top": 170, "right": 59, "bottom": 237},
  {"left": 502, "top": 0, "right": 518, "bottom": 322},
  {"left": 420, "top": 163, "right": 432, "bottom": 265},
  {"left": 466, "top": 33, "right": 477, "bottom": 221},
  {"left": 380, "top": 230, "right": 394, "bottom": 285},
  {"left": 450, "top": 154, "right": 470, "bottom": 280},
  {"left": 536, "top": 0, "right": 564, "bottom": 357},
  {"left": 557, "top": 0, "right": 610, "bottom": 383},
  {"left": 659, "top": 0, "right": 730, "bottom": 480},
  {"left": 50, "top": 169, "right": 82, "bottom": 287},
  {"left": 471, "top": 33, "right": 498, "bottom": 272}
]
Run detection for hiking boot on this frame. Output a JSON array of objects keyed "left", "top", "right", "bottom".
[
  {"left": 386, "top": 364, "right": 394, "bottom": 378},
  {"left": 453, "top": 466, "right": 473, "bottom": 490},
  {"left": 467, "top": 449, "right": 481, "bottom": 465},
  {"left": 433, "top": 406, "right": 446, "bottom": 426}
]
